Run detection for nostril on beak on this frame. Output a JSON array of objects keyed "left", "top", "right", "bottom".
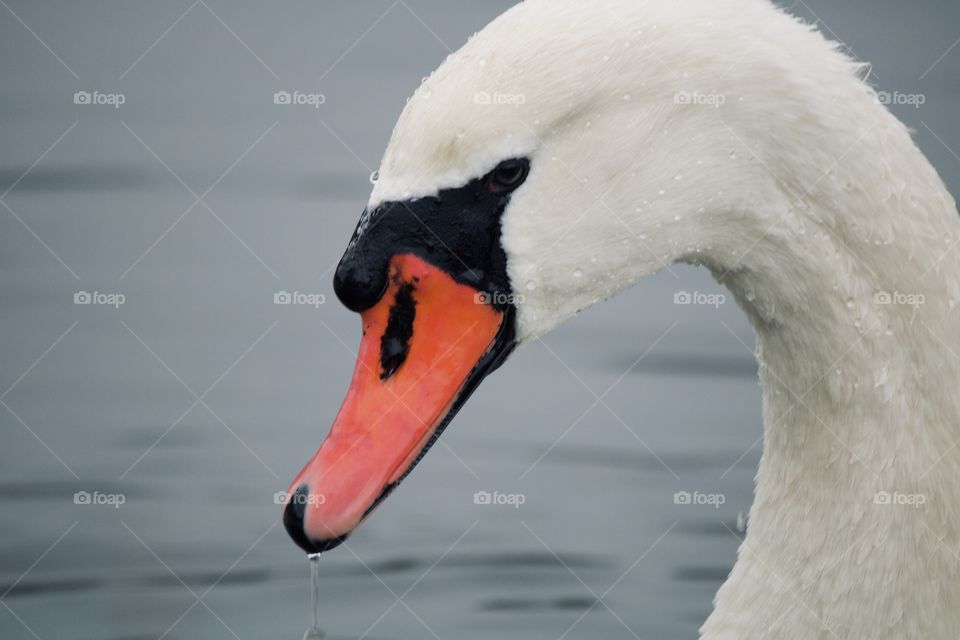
[{"left": 282, "top": 484, "right": 349, "bottom": 554}]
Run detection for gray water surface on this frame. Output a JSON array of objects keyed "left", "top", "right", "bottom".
[{"left": 1, "top": 1, "right": 958, "bottom": 638}]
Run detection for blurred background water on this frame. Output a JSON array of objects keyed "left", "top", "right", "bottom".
[{"left": 0, "top": 1, "right": 957, "bottom": 638}]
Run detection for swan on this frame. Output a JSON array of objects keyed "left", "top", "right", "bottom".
[{"left": 282, "top": 0, "right": 960, "bottom": 636}]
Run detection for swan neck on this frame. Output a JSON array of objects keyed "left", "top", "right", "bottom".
[{"left": 699, "top": 137, "right": 960, "bottom": 636}]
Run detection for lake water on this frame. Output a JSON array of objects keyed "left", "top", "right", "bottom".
[{"left": 1, "top": 1, "right": 957, "bottom": 638}]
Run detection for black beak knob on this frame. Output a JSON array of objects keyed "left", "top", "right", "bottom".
[
  {"left": 333, "top": 244, "right": 390, "bottom": 313},
  {"left": 333, "top": 205, "right": 396, "bottom": 312}
]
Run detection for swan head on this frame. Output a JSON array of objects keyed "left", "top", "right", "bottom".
[{"left": 283, "top": 0, "right": 880, "bottom": 553}]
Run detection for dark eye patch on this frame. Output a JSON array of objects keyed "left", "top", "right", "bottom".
[{"left": 335, "top": 156, "right": 531, "bottom": 316}]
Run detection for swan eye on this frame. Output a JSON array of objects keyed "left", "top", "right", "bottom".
[{"left": 487, "top": 159, "right": 529, "bottom": 194}]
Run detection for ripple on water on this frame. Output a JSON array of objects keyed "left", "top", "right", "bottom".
[
  {"left": 672, "top": 565, "right": 732, "bottom": 582},
  {"left": 138, "top": 567, "right": 273, "bottom": 590},
  {"left": 0, "top": 165, "right": 158, "bottom": 193},
  {"left": 674, "top": 519, "right": 745, "bottom": 537},
  {"left": 0, "top": 576, "right": 102, "bottom": 598},
  {"left": 0, "top": 481, "right": 146, "bottom": 501},
  {"left": 480, "top": 595, "right": 598, "bottom": 612},
  {"left": 545, "top": 444, "right": 759, "bottom": 473}
]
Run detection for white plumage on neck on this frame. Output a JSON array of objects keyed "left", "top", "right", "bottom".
[{"left": 369, "top": 0, "right": 960, "bottom": 636}]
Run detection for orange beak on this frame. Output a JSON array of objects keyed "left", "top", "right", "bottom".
[{"left": 283, "top": 254, "right": 511, "bottom": 553}]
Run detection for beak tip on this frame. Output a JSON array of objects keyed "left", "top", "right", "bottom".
[{"left": 282, "top": 488, "right": 350, "bottom": 554}]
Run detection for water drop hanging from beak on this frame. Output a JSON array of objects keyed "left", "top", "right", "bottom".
[{"left": 302, "top": 553, "right": 325, "bottom": 640}]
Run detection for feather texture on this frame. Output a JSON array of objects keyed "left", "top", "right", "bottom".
[{"left": 366, "top": 1, "right": 960, "bottom": 636}]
